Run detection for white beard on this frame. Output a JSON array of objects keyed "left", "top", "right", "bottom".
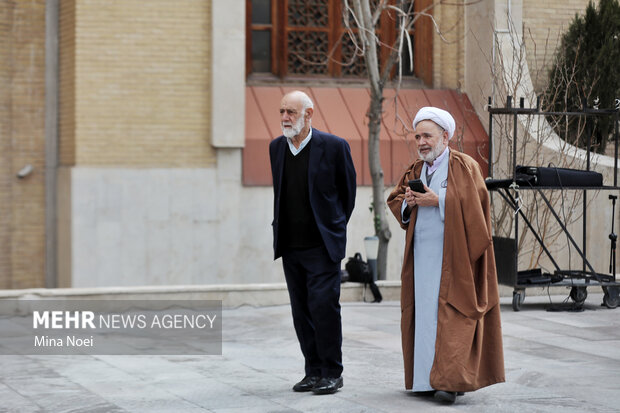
[
  {"left": 281, "top": 114, "right": 305, "bottom": 139},
  {"left": 418, "top": 142, "right": 445, "bottom": 163}
]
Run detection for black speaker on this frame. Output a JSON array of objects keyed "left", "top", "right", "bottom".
[{"left": 516, "top": 165, "right": 603, "bottom": 187}]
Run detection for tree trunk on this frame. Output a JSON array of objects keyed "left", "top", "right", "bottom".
[
  {"left": 350, "top": 0, "right": 393, "bottom": 280},
  {"left": 367, "top": 88, "right": 392, "bottom": 280}
]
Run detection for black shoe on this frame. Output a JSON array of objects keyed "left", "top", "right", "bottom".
[
  {"left": 311, "top": 376, "right": 343, "bottom": 395},
  {"left": 293, "top": 376, "right": 320, "bottom": 392},
  {"left": 411, "top": 390, "right": 436, "bottom": 397},
  {"left": 434, "top": 390, "right": 457, "bottom": 404}
]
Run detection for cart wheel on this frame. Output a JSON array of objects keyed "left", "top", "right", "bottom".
[
  {"left": 602, "top": 286, "right": 619, "bottom": 309},
  {"left": 569, "top": 286, "right": 587, "bottom": 305},
  {"left": 512, "top": 291, "right": 524, "bottom": 311}
]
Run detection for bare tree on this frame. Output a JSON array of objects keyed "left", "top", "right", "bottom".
[
  {"left": 489, "top": 25, "right": 594, "bottom": 273},
  {"left": 343, "top": 0, "right": 428, "bottom": 279}
]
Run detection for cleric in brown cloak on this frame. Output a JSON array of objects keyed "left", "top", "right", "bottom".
[{"left": 387, "top": 107, "right": 505, "bottom": 404}]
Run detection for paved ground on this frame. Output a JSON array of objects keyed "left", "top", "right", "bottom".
[{"left": 1, "top": 292, "right": 619, "bottom": 413}]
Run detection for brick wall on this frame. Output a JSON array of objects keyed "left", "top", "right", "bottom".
[
  {"left": 0, "top": 0, "right": 216, "bottom": 289},
  {"left": 59, "top": 0, "right": 76, "bottom": 166},
  {"left": 0, "top": 0, "right": 11, "bottom": 289},
  {"left": 432, "top": 1, "right": 465, "bottom": 90},
  {"left": 59, "top": 0, "right": 214, "bottom": 167},
  {"left": 523, "top": 0, "right": 590, "bottom": 92},
  {"left": 0, "top": 0, "right": 47, "bottom": 289}
]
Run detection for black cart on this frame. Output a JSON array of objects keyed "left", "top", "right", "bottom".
[{"left": 486, "top": 96, "right": 620, "bottom": 311}]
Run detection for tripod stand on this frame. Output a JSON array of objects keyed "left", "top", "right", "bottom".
[
  {"left": 609, "top": 195, "right": 617, "bottom": 275},
  {"left": 603, "top": 195, "right": 620, "bottom": 309}
]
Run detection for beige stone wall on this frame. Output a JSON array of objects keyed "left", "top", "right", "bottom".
[
  {"left": 523, "top": 0, "right": 590, "bottom": 92},
  {"left": 433, "top": 1, "right": 466, "bottom": 89},
  {"left": 59, "top": 0, "right": 214, "bottom": 167},
  {"left": 0, "top": 0, "right": 47, "bottom": 289},
  {"left": 435, "top": 0, "right": 590, "bottom": 96}
]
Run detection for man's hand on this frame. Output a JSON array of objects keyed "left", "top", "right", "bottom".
[
  {"left": 406, "top": 185, "right": 438, "bottom": 208},
  {"left": 405, "top": 187, "right": 417, "bottom": 207}
]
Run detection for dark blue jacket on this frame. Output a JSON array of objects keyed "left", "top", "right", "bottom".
[{"left": 269, "top": 128, "right": 357, "bottom": 262}]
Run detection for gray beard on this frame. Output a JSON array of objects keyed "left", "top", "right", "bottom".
[
  {"left": 281, "top": 115, "right": 305, "bottom": 139},
  {"left": 418, "top": 143, "right": 445, "bottom": 164}
]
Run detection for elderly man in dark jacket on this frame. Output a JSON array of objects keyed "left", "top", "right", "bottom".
[{"left": 270, "top": 90, "right": 356, "bottom": 395}]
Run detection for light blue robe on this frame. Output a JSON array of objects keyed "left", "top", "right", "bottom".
[{"left": 411, "top": 151, "right": 449, "bottom": 391}]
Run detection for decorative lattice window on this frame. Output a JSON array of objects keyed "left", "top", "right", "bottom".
[
  {"left": 246, "top": 0, "right": 430, "bottom": 82},
  {"left": 287, "top": 30, "right": 329, "bottom": 75},
  {"left": 341, "top": 32, "right": 368, "bottom": 77},
  {"left": 288, "top": 0, "right": 329, "bottom": 27}
]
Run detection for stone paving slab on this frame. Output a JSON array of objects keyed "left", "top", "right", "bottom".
[{"left": 0, "top": 293, "right": 619, "bottom": 412}]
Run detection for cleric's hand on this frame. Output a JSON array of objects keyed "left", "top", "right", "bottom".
[{"left": 409, "top": 184, "right": 438, "bottom": 207}]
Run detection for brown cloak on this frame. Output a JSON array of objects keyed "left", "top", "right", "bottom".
[{"left": 387, "top": 150, "right": 505, "bottom": 392}]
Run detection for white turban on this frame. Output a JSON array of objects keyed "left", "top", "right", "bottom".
[{"left": 412, "top": 106, "right": 456, "bottom": 140}]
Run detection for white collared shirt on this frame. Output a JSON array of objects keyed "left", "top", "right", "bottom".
[{"left": 287, "top": 128, "right": 313, "bottom": 156}]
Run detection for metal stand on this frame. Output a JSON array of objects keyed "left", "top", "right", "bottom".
[
  {"left": 609, "top": 195, "right": 617, "bottom": 275},
  {"left": 604, "top": 195, "right": 619, "bottom": 308},
  {"left": 487, "top": 96, "right": 620, "bottom": 310}
]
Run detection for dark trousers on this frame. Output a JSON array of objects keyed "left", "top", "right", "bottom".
[{"left": 282, "top": 245, "right": 343, "bottom": 378}]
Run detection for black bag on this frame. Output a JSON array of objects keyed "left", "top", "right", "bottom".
[
  {"left": 345, "top": 253, "right": 382, "bottom": 303},
  {"left": 345, "top": 253, "right": 372, "bottom": 284}
]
